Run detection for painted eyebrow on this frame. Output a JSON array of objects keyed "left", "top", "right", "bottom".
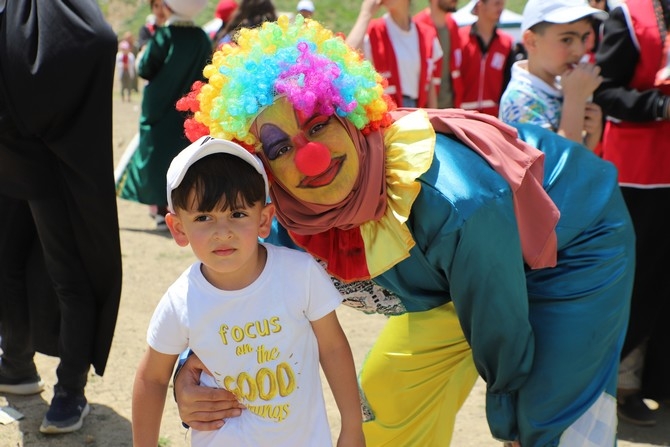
[
  {"left": 296, "top": 110, "right": 323, "bottom": 128},
  {"left": 259, "top": 124, "right": 288, "bottom": 147}
]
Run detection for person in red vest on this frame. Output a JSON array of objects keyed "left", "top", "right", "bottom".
[
  {"left": 414, "top": 0, "right": 463, "bottom": 108},
  {"left": 346, "top": 0, "right": 442, "bottom": 108},
  {"left": 457, "top": 0, "right": 517, "bottom": 116},
  {"left": 593, "top": 0, "right": 670, "bottom": 428}
]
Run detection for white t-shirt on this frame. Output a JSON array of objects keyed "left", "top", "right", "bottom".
[
  {"left": 364, "top": 14, "right": 443, "bottom": 99},
  {"left": 148, "top": 243, "right": 343, "bottom": 447}
]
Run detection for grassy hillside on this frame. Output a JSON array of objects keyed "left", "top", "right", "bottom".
[{"left": 101, "top": 0, "right": 527, "bottom": 39}]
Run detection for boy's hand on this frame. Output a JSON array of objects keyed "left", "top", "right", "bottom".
[
  {"left": 174, "top": 353, "right": 245, "bottom": 430},
  {"left": 561, "top": 63, "right": 602, "bottom": 102}
]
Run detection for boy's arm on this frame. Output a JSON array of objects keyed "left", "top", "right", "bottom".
[
  {"left": 559, "top": 63, "right": 602, "bottom": 146},
  {"left": 132, "top": 347, "right": 180, "bottom": 447},
  {"left": 312, "top": 311, "right": 366, "bottom": 447},
  {"left": 557, "top": 97, "right": 588, "bottom": 144}
]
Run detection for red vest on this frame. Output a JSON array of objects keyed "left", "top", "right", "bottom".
[
  {"left": 367, "top": 17, "right": 437, "bottom": 108},
  {"left": 414, "top": 9, "right": 463, "bottom": 106},
  {"left": 601, "top": 0, "right": 670, "bottom": 186},
  {"left": 457, "top": 25, "right": 513, "bottom": 116}
]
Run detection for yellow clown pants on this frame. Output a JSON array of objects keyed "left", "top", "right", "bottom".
[{"left": 360, "top": 302, "right": 478, "bottom": 446}]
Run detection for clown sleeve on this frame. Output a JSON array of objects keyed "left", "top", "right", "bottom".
[
  {"left": 447, "top": 199, "right": 535, "bottom": 442},
  {"left": 413, "top": 135, "right": 536, "bottom": 442}
]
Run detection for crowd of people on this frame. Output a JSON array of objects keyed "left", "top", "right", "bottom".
[{"left": 1, "top": 0, "right": 669, "bottom": 445}]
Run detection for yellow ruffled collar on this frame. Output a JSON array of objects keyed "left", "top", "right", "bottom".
[{"left": 360, "top": 109, "right": 435, "bottom": 277}]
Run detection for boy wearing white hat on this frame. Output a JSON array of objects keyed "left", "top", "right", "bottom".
[
  {"left": 499, "top": 0, "right": 608, "bottom": 151},
  {"left": 132, "top": 137, "right": 364, "bottom": 447}
]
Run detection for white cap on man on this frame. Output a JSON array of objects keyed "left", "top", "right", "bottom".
[
  {"left": 297, "top": 0, "right": 315, "bottom": 13},
  {"left": 521, "top": 0, "right": 609, "bottom": 33}
]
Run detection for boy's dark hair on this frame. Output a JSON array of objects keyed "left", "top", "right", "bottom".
[{"left": 170, "top": 153, "right": 266, "bottom": 212}]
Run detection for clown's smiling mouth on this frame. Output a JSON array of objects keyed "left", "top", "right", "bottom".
[{"left": 298, "top": 156, "right": 345, "bottom": 188}]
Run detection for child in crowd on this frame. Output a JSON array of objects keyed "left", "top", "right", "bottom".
[
  {"left": 131, "top": 136, "right": 365, "bottom": 447},
  {"left": 115, "top": 40, "right": 135, "bottom": 102},
  {"left": 498, "top": 0, "right": 608, "bottom": 150}
]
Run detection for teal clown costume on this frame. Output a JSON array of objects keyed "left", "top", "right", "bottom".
[{"left": 177, "top": 16, "right": 634, "bottom": 447}]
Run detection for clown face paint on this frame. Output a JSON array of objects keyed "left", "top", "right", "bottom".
[{"left": 252, "top": 97, "right": 360, "bottom": 205}]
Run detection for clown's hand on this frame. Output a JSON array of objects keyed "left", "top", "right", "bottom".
[{"left": 174, "top": 353, "right": 245, "bottom": 431}]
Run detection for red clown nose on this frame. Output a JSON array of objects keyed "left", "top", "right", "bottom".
[{"left": 294, "top": 141, "right": 331, "bottom": 176}]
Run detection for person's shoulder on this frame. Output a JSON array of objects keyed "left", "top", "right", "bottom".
[
  {"left": 369, "top": 16, "right": 386, "bottom": 29},
  {"left": 458, "top": 24, "right": 473, "bottom": 39},
  {"left": 609, "top": 4, "right": 628, "bottom": 20},
  {"left": 413, "top": 8, "right": 430, "bottom": 22},
  {"left": 494, "top": 28, "right": 514, "bottom": 46},
  {"left": 420, "top": 133, "right": 513, "bottom": 221},
  {"left": 507, "top": 61, "right": 552, "bottom": 94},
  {"left": 164, "top": 262, "right": 201, "bottom": 299},
  {"left": 414, "top": 17, "right": 437, "bottom": 36}
]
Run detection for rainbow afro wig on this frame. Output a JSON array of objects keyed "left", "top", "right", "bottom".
[{"left": 177, "top": 15, "right": 393, "bottom": 146}]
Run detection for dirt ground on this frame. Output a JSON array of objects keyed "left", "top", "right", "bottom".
[{"left": 1, "top": 87, "right": 669, "bottom": 446}]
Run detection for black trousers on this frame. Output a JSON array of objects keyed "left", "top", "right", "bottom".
[
  {"left": 0, "top": 195, "right": 95, "bottom": 391},
  {"left": 620, "top": 187, "right": 670, "bottom": 400},
  {"left": 0, "top": 199, "right": 37, "bottom": 378},
  {"left": 0, "top": 0, "right": 122, "bottom": 386}
]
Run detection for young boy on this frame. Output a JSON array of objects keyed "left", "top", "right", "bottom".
[
  {"left": 132, "top": 136, "right": 365, "bottom": 447},
  {"left": 498, "top": 0, "right": 608, "bottom": 150}
]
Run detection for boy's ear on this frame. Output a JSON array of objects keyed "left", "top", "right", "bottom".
[
  {"left": 522, "top": 29, "right": 537, "bottom": 51},
  {"left": 258, "top": 203, "right": 275, "bottom": 239},
  {"left": 166, "top": 212, "right": 190, "bottom": 247}
]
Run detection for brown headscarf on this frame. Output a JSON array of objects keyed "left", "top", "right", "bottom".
[{"left": 267, "top": 115, "right": 388, "bottom": 235}]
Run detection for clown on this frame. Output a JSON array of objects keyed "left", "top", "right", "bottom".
[{"left": 173, "top": 15, "right": 634, "bottom": 447}]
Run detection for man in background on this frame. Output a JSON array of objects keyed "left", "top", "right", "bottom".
[{"left": 414, "top": 0, "right": 463, "bottom": 108}]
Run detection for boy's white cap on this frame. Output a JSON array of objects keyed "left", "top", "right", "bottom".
[
  {"left": 166, "top": 136, "right": 270, "bottom": 213},
  {"left": 521, "top": 0, "right": 608, "bottom": 33},
  {"left": 163, "top": 0, "right": 208, "bottom": 20},
  {"left": 297, "top": 0, "right": 315, "bottom": 12}
]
